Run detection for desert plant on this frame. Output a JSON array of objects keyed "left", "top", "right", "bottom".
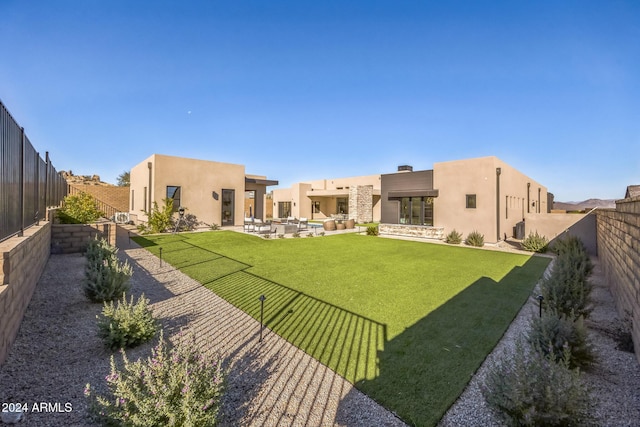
[
  {"left": 85, "top": 331, "right": 226, "bottom": 426},
  {"left": 84, "top": 237, "right": 133, "bottom": 303},
  {"left": 521, "top": 231, "right": 549, "bottom": 253},
  {"left": 174, "top": 212, "right": 200, "bottom": 232},
  {"left": 97, "top": 293, "right": 157, "bottom": 351},
  {"left": 307, "top": 232, "right": 314, "bottom": 238},
  {"left": 262, "top": 233, "right": 271, "bottom": 239},
  {"left": 278, "top": 234, "right": 285, "bottom": 239},
  {"left": 138, "top": 199, "right": 174, "bottom": 234},
  {"left": 541, "top": 239, "right": 593, "bottom": 319},
  {"left": 58, "top": 192, "right": 104, "bottom": 224},
  {"left": 292, "top": 232, "right": 301, "bottom": 238},
  {"left": 209, "top": 223, "right": 220, "bottom": 231},
  {"left": 527, "top": 310, "right": 595, "bottom": 369},
  {"left": 319, "top": 231, "right": 325, "bottom": 237},
  {"left": 482, "top": 340, "right": 591, "bottom": 426},
  {"left": 366, "top": 225, "right": 379, "bottom": 236},
  {"left": 445, "top": 229, "right": 462, "bottom": 244},
  {"left": 465, "top": 230, "right": 484, "bottom": 247}
]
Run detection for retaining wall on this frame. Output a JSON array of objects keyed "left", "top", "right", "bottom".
[
  {"left": 379, "top": 223, "right": 445, "bottom": 239},
  {"left": 596, "top": 196, "right": 640, "bottom": 360},
  {"left": 0, "top": 223, "right": 51, "bottom": 366},
  {"left": 50, "top": 222, "right": 116, "bottom": 254}
]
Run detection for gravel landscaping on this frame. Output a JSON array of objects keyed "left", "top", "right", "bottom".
[{"left": 1, "top": 230, "right": 638, "bottom": 426}]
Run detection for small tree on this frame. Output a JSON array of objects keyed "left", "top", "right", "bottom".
[
  {"left": 116, "top": 171, "right": 130, "bottom": 187},
  {"left": 58, "top": 192, "right": 104, "bottom": 224}
]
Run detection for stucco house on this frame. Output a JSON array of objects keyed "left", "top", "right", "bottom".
[
  {"left": 129, "top": 154, "right": 278, "bottom": 227},
  {"left": 271, "top": 174, "right": 382, "bottom": 223},
  {"left": 380, "top": 156, "right": 550, "bottom": 243}
]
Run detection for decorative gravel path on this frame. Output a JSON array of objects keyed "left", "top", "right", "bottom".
[{"left": 1, "top": 228, "right": 638, "bottom": 426}]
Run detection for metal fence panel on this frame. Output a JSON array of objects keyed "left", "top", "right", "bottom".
[{"left": 0, "top": 99, "right": 67, "bottom": 242}]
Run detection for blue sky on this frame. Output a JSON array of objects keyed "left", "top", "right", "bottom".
[{"left": 1, "top": 1, "right": 638, "bottom": 202}]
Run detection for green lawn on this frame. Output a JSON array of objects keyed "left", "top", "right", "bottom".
[{"left": 134, "top": 231, "right": 549, "bottom": 426}]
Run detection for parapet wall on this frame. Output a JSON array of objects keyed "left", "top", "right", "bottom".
[
  {"left": 0, "top": 222, "right": 51, "bottom": 366},
  {"left": 596, "top": 196, "right": 640, "bottom": 360}
]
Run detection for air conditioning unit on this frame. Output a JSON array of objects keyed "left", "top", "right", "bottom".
[{"left": 114, "top": 212, "right": 130, "bottom": 224}]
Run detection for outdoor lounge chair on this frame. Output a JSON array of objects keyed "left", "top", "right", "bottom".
[
  {"left": 286, "top": 216, "right": 297, "bottom": 224},
  {"left": 244, "top": 217, "right": 254, "bottom": 232},
  {"left": 298, "top": 217, "right": 308, "bottom": 230}
]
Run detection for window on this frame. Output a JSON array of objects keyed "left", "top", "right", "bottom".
[
  {"left": 143, "top": 187, "right": 147, "bottom": 212},
  {"left": 131, "top": 190, "right": 135, "bottom": 210},
  {"left": 399, "top": 197, "right": 433, "bottom": 226},
  {"left": 167, "top": 186, "right": 181, "bottom": 212},
  {"left": 466, "top": 194, "right": 476, "bottom": 209},
  {"left": 312, "top": 201, "right": 321, "bottom": 214},
  {"left": 336, "top": 197, "right": 348, "bottom": 215},
  {"left": 278, "top": 201, "right": 291, "bottom": 218}
]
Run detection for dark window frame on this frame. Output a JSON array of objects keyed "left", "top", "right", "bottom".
[
  {"left": 167, "top": 185, "right": 181, "bottom": 212},
  {"left": 466, "top": 194, "right": 477, "bottom": 209}
]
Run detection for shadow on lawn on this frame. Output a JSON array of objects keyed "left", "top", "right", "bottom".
[{"left": 343, "top": 255, "right": 549, "bottom": 427}]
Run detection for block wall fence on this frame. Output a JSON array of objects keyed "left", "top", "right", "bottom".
[
  {"left": 596, "top": 196, "right": 640, "bottom": 360},
  {"left": 0, "top": 222, "right": 51, "bottom": 366}
]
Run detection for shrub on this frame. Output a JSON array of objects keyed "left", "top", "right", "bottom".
[
  {"left": 541, "top": 238, "right": 593, "bottom": 319},
  {"left": 174, "top": 212, "right": 200, "bottom": 232},
  {"left": 319, "top": 231, "right": 325, "bottom": 237},
  {"left": 445, "top": 229, "right": 462, "bottom": 244},
  {"left": 307, "top": 232, "right": 314, "bottom": 238},
  {"left": 521, "top": 231, "right": 549, "bottom": 253},
  {"left": 278, "top": 234, "right": 285, "bottom": 239},
  {"left": 84, "top": 237, "right": 133, "bottom": 303},
  {"left": 482, "top": 340, "right": 591, "bottom": 426},
  {"left": 292, "top": 232, "right": 301, "bottom": 238},
  {"left": 366, "top": 226, "right": 379, "bottom": 236},
  {"left": 262, "top": 233, "right": 271, "bottom": 239},
  {"left": 58, "top": 192, "right": 104, "bottom": 224},
  {"left": 209, "top": 223, "right": 220, "bottom": 231},
  {"left": 527, "top": 310, "right": 595, "bottom": 369},
  {"left": 465, "top": 230, "right": 484, "bottom": 247},
  {"left": 85, "top": 331, "right": 226, "bottom": 426},
  {"left": 98, "top": 293, "right": 157, "bottom": 351},
  {"left": 138, "top": 199, "right": 174, "bottom": 234}
]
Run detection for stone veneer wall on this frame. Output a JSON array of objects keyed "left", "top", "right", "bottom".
[
  {"left": 349, "top": 185, "right": 373, "bottom": 223},
  {"left": 50, "top": 222, "right": 116, "bottom": 254},
  {"left": 0, "top": 222, "right": 51, "bottom": 366},
  {"left": 596, "top": 196, "right": 640, "bottom": 361},
  {"left": 379, "top": 223, "right": 445, "bottom": 239}
]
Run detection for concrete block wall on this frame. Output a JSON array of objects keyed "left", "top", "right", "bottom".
[
  {"left": 0, "top": 222, "right": 51, "bottom": 366},
  {"left": 596, "top": 196, "right": 640, "bottom": 360},
  {"left": 50, "top": 222, "right": 116, "bottom": 254}
]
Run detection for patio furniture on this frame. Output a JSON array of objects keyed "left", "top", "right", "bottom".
[
  {"left": 274, "top": 223, "right": 298, "bottom": 234},
  {"left": 256, "top": 223, "right": 273, "bottom": 235},
  {"left": 298, "top": 217, "right": 308, "bottom": 230},
  {"left": 323, "top": 219, "right": 336, "bottom": 231},
  {"left": 244, "top": 218, "right": 255, "bottom": 232}
]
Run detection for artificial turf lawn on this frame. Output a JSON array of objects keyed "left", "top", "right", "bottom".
[{"left": 134, "top": 231, "right": 550, "bottom": 426}]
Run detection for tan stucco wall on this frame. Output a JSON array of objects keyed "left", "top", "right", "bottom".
[
  {"left": 434, "top": 156, "right": 548, "bottom": 243},
  {"left": 130, "top": 154, "right": 246, "bottom": 227}
]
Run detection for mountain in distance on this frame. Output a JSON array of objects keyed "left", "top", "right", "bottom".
[{"left": 553, "top": 198, "right": 616, "bottom": 211}]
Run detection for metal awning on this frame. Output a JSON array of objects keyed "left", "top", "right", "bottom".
[
  {"left": 387, "top": 189, "right": 439, "bottom": 199},
  {"left": 245, "top": 177, "right": 279, "bottom": 186}
]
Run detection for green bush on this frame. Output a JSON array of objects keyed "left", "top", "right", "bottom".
[
  {"left": 307, "top": 232, "right": 314, "bottom": 238},
  {"left": 541, "top": 237, "right": 593, "bottom": 319},
  {"left": 98, "top": 294, "right": 157, "bottom": 351},
  {"left": 85, "top": 331, "right": 226, "bottom": 427},
  {"left": 445, "top": 229, "right": 462, "bottom": 244},
  {"left": 84, "top": 237, "right": 133, "bottom": 303},
  {"left": 58, "top": 192, "right": 104, "bottom": 224},
  {"left": 138, "top": 199, "right": 174, "bottom": 234},
  {"left": 292, "top": 232, "right": 301, "bottom": 238},
  {"left": 209, "top": 223, "right": 220, "bottom": 231},
  {"left": 366, "top": 225, "right": 379, "bottom": 236},
  {"left": 521, "top": 231, "right": 549, "bottom": 253},
  {"left": 482, "top": 340, "right": 591, "bottom": 426},
  {"left": 465, "top": 230, "right": 484, "bottom": 247},
  {"left": 527, "top": 310, "right": 595, "bottom": 369}
]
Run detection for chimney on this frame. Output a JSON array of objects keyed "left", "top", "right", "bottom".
[{"left": 398, "top": 165, "right": 413, "bottom": 173}]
